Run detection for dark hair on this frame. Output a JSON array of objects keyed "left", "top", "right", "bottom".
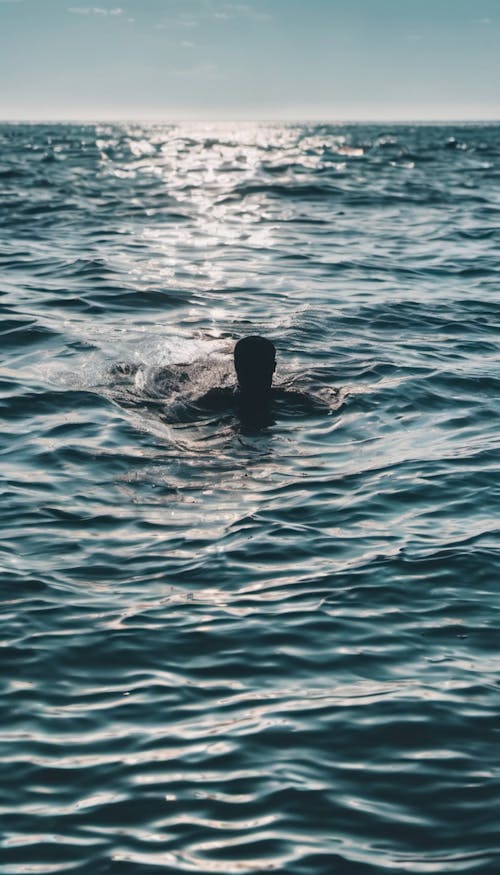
[{"left": 234, "top": 336, "right": 276, "bottom": 392}]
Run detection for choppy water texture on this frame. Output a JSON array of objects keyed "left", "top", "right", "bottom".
[{"left": 1, "top": 122, "right": 500, "bottom": 874}]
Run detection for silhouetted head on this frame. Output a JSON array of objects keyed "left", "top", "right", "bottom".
[{"left": 234, "top": 336, "right": 276, "bottom": 396}]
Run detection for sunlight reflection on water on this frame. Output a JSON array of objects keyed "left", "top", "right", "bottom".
[{"left": 1, "top": 121, "right": 499, "bottom": 874}]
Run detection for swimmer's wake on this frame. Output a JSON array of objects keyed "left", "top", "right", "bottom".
[{"left": 111, "top": 335, "right": 344, "bottom": 432}]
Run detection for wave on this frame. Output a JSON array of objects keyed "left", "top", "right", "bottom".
[{"left": 1, "top": 121, "right": 500, "bottom": 875}]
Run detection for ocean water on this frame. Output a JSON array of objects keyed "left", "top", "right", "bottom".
[{"left": 1, "top": 121, "right": 499, "bottom": 874}]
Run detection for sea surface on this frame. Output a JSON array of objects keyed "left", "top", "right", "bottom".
[{"left": 1, "top": 121, "right": 499, "bottom": 874}]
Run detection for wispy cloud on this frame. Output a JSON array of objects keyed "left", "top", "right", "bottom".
[
  {"left": 68, "top": 6, "right": 123, "bottom": 15},
  {"left": 155, "top": 13, "right": 198, "bottom": 31},
  {"left": 213, "top": 3, "right": 271, "bottom": 22},
  {"left": 176, "top": 14, "right": 198, "bottom": 28},
  {"left": 154, "top": 3, "right": 269, "bottom": 34},
  {"left": 473, "top": 17, "right": 492, "bottom": 24}
]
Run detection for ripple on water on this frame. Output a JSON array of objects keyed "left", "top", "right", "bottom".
[{"left": 1, "top": 122, "right": 500, "bottom": 874}]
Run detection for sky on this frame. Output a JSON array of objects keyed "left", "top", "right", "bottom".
[{"left": 0, "top": 0, "right": 499, "bottom": 121}]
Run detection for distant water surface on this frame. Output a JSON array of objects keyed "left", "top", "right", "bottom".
[{"left": 1, "top": 122, "right": 500, "bottom": 874}]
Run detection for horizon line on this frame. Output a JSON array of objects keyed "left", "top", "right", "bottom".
[{"left": 1, "top": 117, "right": 499, "bottom": 125}]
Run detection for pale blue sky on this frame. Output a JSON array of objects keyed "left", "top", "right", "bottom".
[{"left": 1, "top": 0, "right": 499, "bottom": 120}]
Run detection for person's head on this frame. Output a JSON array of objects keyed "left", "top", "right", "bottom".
[{"left": 234, "top": 336, "right": 276, "bottom": 395}]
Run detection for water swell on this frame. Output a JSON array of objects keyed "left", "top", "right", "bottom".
[{"left": 1, "top": 121, "right": 500, "bottom": 874}]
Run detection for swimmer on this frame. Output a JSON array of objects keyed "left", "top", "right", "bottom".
[
  {"left": 197, "top": 335, "right": 334, "bottom": 427},
  {"left": 111, "top": 335, "right": 340, "bottom": 429}
]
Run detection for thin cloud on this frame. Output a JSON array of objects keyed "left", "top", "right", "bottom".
[
  {"left": 68, "top": 7, "right": 124, "bottom": 15},
  {"left": 226, "top": 3, "right": 252, "bottom": 11},
  {"left": 213, "top": 3, "right": 271, "bottom": 21},
  {"left": 155, "top": 14, "right": 198, "bottom": 30},
  {"left": 176, "top": 14, "right": 198, "bottom": 28},
  {"left": 154, "top": 3, "right": 269, "bottom": 34}
]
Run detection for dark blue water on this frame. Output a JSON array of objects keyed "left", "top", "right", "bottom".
[{"left": 1, "top": 122, "right": 499, "bottom": 874}]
